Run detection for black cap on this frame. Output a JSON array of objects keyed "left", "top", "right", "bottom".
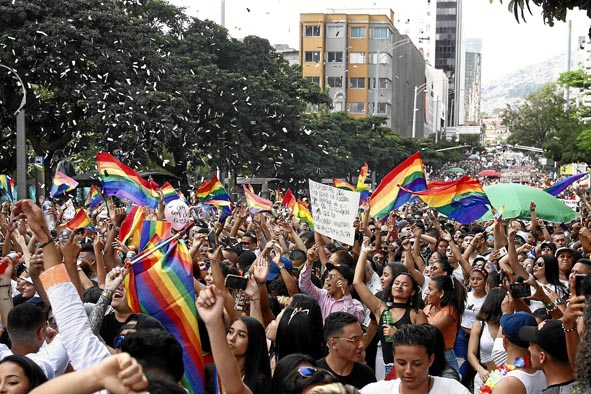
[
  {"left": 325, "top": 263, "right": 354, "bottom": 285},
  {"left": 519, "top": 319, "right": 568, "bottom": 363}
]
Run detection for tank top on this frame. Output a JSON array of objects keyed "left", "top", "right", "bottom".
[
  {"left": 479, "top": 321, "right": 495, "bottom": 364},
  {"left": 505, "top": 369, "right": 548, "bottom": 394},
  {"left": 378, "top": 303, "right": 413, "bottom": 364}
]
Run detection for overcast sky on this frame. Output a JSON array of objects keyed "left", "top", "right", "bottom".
[{"left": 171, "top": 0, "right": 590, "bottom": 83}]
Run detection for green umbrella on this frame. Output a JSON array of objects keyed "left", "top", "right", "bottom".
[
  {"left": 480, "top": 183, "right": 578, "bottom": 222},
  {"left": 448, "top": 167, "right": 466, "bottom": 174}
]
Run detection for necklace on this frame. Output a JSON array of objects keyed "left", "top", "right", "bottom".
[{"left": 480, "top": 356, "right": 531, "bottom": 394}]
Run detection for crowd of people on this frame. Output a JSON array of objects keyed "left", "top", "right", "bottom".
[{"left": 0, "top": 178, "right": 591, "bottom": 394}]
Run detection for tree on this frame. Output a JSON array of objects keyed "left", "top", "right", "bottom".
[{"left": 500, "top": 0, "right": 591, "bottom": 28}]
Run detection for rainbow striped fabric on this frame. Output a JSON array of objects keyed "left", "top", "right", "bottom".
[
  {"left": 0, "top": 175, "right": 15, "bottom": 201},
  {"left": 357, "top": 162, "right": 370, "bottom": 204},
  {"left": 370, "top": 152, "right": 427, "bottom": 218},
  {"left": 197, "top": 176, "right": 232, "bottom": 206},
  {"left": 96, "top": 152, "right": 160, "bottom": 209},
  {"left": 544, "top": 173, "right": 587, "bottom": 196},
  {"left": 243, "top": 185, "right": 273, "bottom": 213},
  {"left": 160, "top": 182, "right": 181, "bottom": 205},
  {"left": 125, "top": 220, "right": 205, "bottom": 393},
  {"left": 60, "top": 209, "right": 95, "bottom": 230},
  {"left": 118, "top": 205, "right": 145, "bottom": 251},
  {"left": 333, "top": 178, "right": 356, "bottom": 192},
  {"left": 49, "top": 171, "right": 79, "bottom": 198},
  {"left": 282, "top": 188, "right": 297, "bottom": 212},
  {"left": 404, "top": 176, "right": 491, "bottom": 224},
  {"left": 84, "top": 185, "right": 103, "bottom": 209},
  {"left": 296, "top": 201, "right": 314, "bottom": 230}
]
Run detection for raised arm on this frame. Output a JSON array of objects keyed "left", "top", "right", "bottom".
[
  {"left": 441, "top": 231, "right": 471, "bottom": 277},
  {"left": 402, "top": 239, "right": 425, "bottom": 286},
  {"left": 353, "top": 239, "right": 384, "bottom": 318}
]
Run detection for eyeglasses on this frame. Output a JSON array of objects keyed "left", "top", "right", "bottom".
[
  {"left": 113, "top": 334, "right": 126, "bottom": 349},
  {"left": 542, "top": 247, "right": 552, "bottom": 252},
  {"left": 332, "top": 333, "right": 367, "bottom": 346},
  {"left": 373, "top": 256, "right": 384, "bottom": 261},
  {"left": 369, "top": 228, "right": 377, "bottom": 232},
  {"left": 535, "top": 261, "right": 545, "bottom": 268},
  {"left": 327, "top": 274, "right": 343, "bottom": 280}
]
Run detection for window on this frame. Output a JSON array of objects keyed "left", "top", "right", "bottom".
[
  {"left": 326, "top": 25, "right": 344, "bottom": 38},
  {"left": 349, "top": 77, "right": 365, "bottom": 89},
  {"left": 305, "top": 26, "right": 321, "bottom": 37},
  {"left": 327, "top": 51, "right": 343, "bottom": 63},
  {"left": 327, "top": 76, "right": 343, "bottom": 88},
  {"left": 377, "top": 103, "right": 390, "bottom": 114},
  {"left": 350, "top": 26, "right": 366, "bottom": 39},
  {"left": 305, "top": 76, "right": 320, "bottom": 85},
  {"left": 371, "top": 27, "right": 389, "bottom": 39},
  {"left": 369, "top": 78, "right": 390, "bottom": 89},
  {"left": 349, "top": 52, "right": 366, "bottom": 64},
  {"left": 333, "top": 102, "right": 343, "bottom": 112},
  {"left": 348, "top": 102, "right": 365, "bottom": 113},
  {"left": 304, "top": 51, "right": 321, "bottom": 63},
  {"left": 369, "top": 52, "right": 391, "bottom": 65}
]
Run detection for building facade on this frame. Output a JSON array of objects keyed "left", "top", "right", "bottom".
[
  {"left": 299, "top": 10, "right": 427, "bottom": 137},
  {"left": 464, "top": 38, "right": 482, "bottom": 125}
]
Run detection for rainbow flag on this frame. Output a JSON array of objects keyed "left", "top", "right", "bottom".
[
  {"left": 118, "top": 205, "right": 145, "bottom": 251},
  {"left": 369, "top": 152, "right": 427, "bottom": 218},
  {"left": 60, "top": 209, "right": 95, "bottom": 231},
  {"left": 49, "top": 171, "right": 79, "bottom": 198},
  {"left": 197, "top": 176, "right": 232, "bottom": 206},
  {"left": 282, "top": 188, "right": 297, "bottom": 212},
  {"left": 403, "top": 176, "right": 491, "bottom": 225},
  {"left": 275, "top": 187, "right": 283, "bottom": 203},
  {"left": 84, "top": 185, "right": 104, "bottom": 210},
  {"left": 243, "top": 185, "right": 273, "bottom": 213},
  {"left": 125, "top": 221, "right": 205, "bottom": 393},
  {"left": 96, "top": 152, "right": 160, "bottom": 209},
  {"left": 357, "top": 163, "right": 370, "bottom": 204},
  {"left": 296, "top": 200, "right": 314, "bottom": 230},
  {"left": 0, "top": 175, "right": 15, "bottom": 201},
  {"left": 160, "top": 182, "right": 181, "bottom": 205},
  {"left": 333, "top": 178, "right": 356, "bottom": 192},
  {"left": 544, "top": 173, "right": 587, "bottom": 197}
]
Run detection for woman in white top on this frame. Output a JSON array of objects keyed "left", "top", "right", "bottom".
[{"left": 467, "top": 287, "right": 506, "bottom": 393}]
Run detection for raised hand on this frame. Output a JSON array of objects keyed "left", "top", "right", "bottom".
[
  {"left": 196, "top": 285, "right": 225, "bottom": 325},
  {"left": 60, "top": 230, "right": 81, "bottom": 265},
  {"left": 252, "top": 256, "right": 270, "bottom": 284},
  {"left": 28, "top": 250, "right": 45, "bottom": 280},
  {"left": 361, "top": 237, "right": 374, "bottom": 254},
  {"left": 12, "top": 200, "right": 50, "bottom": 240},
  {"left": 104, "top": 266, "right": 130, "bottom": 292}
]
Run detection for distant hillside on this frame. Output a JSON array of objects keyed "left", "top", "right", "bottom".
[{"left": 481, "top": 54, "right": 567, "bottom": 115}]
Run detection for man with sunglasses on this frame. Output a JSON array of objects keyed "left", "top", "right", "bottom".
[{"left": 317, "top": 312, "right": 376, "bottom": 389}]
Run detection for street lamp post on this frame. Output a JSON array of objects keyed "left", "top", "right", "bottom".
[
  {"left": 0, "top": 64, "right": 27, "bottom": 200},
  {"left": 412, "top": 82, "right": 428, "bottom": 139},
  {"left": 373, "top": 38, "right": 411, "bottom": 115}
]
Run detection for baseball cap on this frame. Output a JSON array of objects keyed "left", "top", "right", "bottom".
[
  {"left": 325, "top": 262, "right": 354, "bottom": 285},
  {"left": 540, "top": 241, "right": 556, "bottom": 254},
  {"left": 500, "top": 311, "right": 537, "bottom": 348},
  {"left": 267, "top": 256, "right": 293, "bottom": 281},
  {"left": 515, "top": 231, "right": 529, "bottom": 243},
  {"left": 519, "top": 319, "right": 568, "bottom": 362},
  {"left": 555, "top": 247, "right": 573, "bottom": 258}
]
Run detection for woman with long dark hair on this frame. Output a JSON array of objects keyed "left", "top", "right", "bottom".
[
  {"left": 0, "top": 355, "right": 48, "bottom": 394},
  {"left": 355, "top": 240, "right": 427, "bottom": 380}
]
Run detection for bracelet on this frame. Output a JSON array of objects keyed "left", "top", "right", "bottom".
[
  {"left": 562, "top": 324, "right": 577, "bottom": 333},
  {"left": 545, "top": 303, "right": 558, "bottom": 312},
  {"left": 38, "top": 238, "right": 53, "bottom": 248},
  {"left": 101, "top": 289, "right": 114, "bottom": 299},
  {"left": 544, "top": 300, "right": 554, "bottom": 308}
]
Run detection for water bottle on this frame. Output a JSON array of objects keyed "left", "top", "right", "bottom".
[
  {"left": 382, "top": 308, "right": 394, "bottom": 343},
  {"left": 0, "top": 252, "right": 22, "bottom": 275},
  {"left": 42, "top": 201, "right": 56, "bottom": 231}
]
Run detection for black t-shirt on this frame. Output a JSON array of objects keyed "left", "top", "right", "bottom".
[
  {"left": 99, "top": 312, "right": 125, "bottom": 347},
  {"left": 317, "top": 358, "right": 376, "bottom": 389}
]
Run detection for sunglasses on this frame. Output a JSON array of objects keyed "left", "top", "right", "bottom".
[
  {"left": 535, "top": 261, "right": 545, "bottom": 268},
  {"left": 113, "top": 334, "right": 126, "bottom": 349},
  {"left": 332, "top": 333, "right": 368, "bottom": 346},
  {"left": 542, "top": 247, "right": 552, "bottom": 252}
]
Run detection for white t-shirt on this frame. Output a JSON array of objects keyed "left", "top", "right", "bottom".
[
  {"left": 461, "top": 291, "right": 487, "bottom": 329},
  {"left": 361, "top": 376, "right": 471, "bottom": 394}
]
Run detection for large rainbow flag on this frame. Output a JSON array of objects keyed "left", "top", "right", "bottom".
[
  {"left": 197, "top": 176, "right": 232, "bottom": 206},
  {"left": 403, "top": 176, "right": 491, "bottom": 224},
  {"left": 243, "top": 185, "right": 273, "bottom": 213},
  {"left": 369, "top": 152, "right": 427, "bottom": 218},
  {"left": 0, "top": 175, "right": 15, "bottom": 201},
  {"left": 49, "top": 171, "right": 79, "bottom": 198},
  {"left": 125, "top": 220, "right": 204, "bottom": 393},
  {"left": 96, "top": 152, "right": 160, "bottom": 209},
  {"left": 544, "top": 173, "right": 587, "bottom": 197}
]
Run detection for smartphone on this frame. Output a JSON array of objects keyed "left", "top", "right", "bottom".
[
  {"left": 575, "top": 274, "right": 587, "bottom": 296},
  {"left": 225, "top": 274, "right": 248, "bottom": 290},
  {"left": 497, "top": 247, "right": 508, "bottom": 259},
  {"left": 509, "top": 283, "right": 531, "bottom": 298}
]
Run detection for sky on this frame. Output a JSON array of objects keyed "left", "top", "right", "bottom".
[{"left": 171, "top": 0, "right": 590, "bottom": 83}]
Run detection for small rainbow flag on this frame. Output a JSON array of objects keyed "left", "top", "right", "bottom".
[
  {"left": 275, "top": 187, "right": 283, "bottom": 203},
  {"left": 60, "top": 209, "right": 95, "bottom": 231},
  {"left": 403, "top": 176, "right": 491, "bottom": 225},
  {"left": 96, "top": 152, "right": 160, "bottom": 209},
  {"left": 49, "top": 171, "right": 79, "bottom": 198},
  {"left": 544, "top": 173, "right": 587, "bottom": 197},
  {"left": 84, "top": 185, "right": 104, "bottom": 210},
  {"left": 357, "top": 162, "right": 370, "bottom": 204},
  {"left": 333, "top": 178, "right": 356, "bottom": 192},
  {"left": 160, "top": 182, "right": 181, "bottom": 206},
  {"left": 282, "top": 188, "right": 297, "bottom": 212},
  {"left": 197, "top": 176, "right": 232, "bottom": 206},
  {"left": 0, "top": 175, "right": 15, "bottom": 201},
  {"left": 243, "top": 185, "right": 273, "bottom": 213},
  {"left": 118, "top": 205, "right": 145, "bottom": 251},
  {"left": 296, "top": 200, "right": 314, "bottom": 230},
  {"left": 370, "top": 152, "right": 427, "bottom": 218},
  {"left": 125, "top": 221, "right": 205, "bottom": 393}
]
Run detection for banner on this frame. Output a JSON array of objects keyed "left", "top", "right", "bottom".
[{"left": 308, "top": 180, "right": 359, "bottom": 245}]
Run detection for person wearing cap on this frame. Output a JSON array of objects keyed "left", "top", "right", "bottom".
[
  {"left": 519, "top": 319, "right": 580, "bottom": 393},
  {"left": 491, "top": 312, "right": 547, "bottom": 394},
  {"left": 538, "top": 242, "right": 557, "bottom": 257},
  {"left": 555, "top": 248, "right": 574, "bottom": 287},
  {"left": 299, "top": 246, "right": 364, "bottom": 323}
]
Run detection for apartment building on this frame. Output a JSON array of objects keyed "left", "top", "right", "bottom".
[{"left": 300, "top": 10, "right": 427, "bottom": 137}]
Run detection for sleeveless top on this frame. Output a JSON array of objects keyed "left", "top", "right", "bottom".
[
  {"left": 479, "top": 321, "right": 495, "bottom": 364},
  {"left": 505, "top": 369, "right": 548, "bottom": 394},
  {"left": 378, "top": 303, "right": 413, "bottom": 364}
]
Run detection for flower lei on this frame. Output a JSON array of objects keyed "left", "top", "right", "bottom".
[{"left": 479, "top": 356, "right": 531, "bottom": 394}]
